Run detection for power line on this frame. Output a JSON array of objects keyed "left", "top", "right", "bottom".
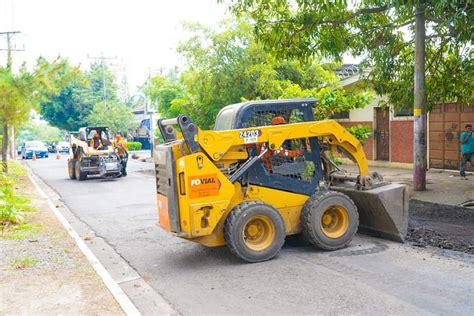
[{"left": 87, "top": 52, "right": 117, "bottom": 107}]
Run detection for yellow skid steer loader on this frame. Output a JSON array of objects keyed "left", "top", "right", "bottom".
[{"left": 154, "top": 99, "right": 408, "bottom": 262}]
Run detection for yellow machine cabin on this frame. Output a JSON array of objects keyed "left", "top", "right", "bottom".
[{"left": 154, "top": 99, "right": 408, "bottom": 262}]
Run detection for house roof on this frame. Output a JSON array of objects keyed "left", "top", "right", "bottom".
[
  {"left": 131, "top": 105, "right": 145, "bottom": 114},
  {"left": 335, "top": 64, "right": 362, "bottom": 80},
  {"left": 336, "top": 64, "right": 368, "bottom": 88}
]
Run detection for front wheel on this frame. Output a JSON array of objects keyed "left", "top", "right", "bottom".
[
  {"left": 224, "top": 201, "right": 285, "bottom": 263},
  {"left": 68, "top": 159, "right": 76, "bottom": 179},
  {"left": 301, "top": 190, "right": 359, "bottom": 250},
  {"left": 75, "top": 160, "right": 87, "bottom": 181}
]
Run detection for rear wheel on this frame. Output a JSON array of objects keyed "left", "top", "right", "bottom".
[
  {"left": 224, "top": 201, "right": 285, "bottom": 263},
  {"left": 68, "top": 159, "right": 76, "bottom": 180},
  {"left": 301, "top": 190, "right": 358, "bottom": 250},
  {"left": 75, "top": 160, "right": 87, "bottom": 181}
]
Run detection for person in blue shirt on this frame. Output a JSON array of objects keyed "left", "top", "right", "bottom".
[{"left": 460, "top": 124, "right": 474, "bottom": 178}]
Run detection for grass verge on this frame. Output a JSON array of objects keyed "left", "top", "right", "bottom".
[
  {"left": 9, "top": 256, "right": 39, "bottom": 269},
  {"left": 0, "top": 162, "right": 35, "bottom": 227},
  {"left": 1, "top": 223, "right": 43, "bottom": 240}
]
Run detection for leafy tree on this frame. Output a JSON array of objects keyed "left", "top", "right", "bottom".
[
  {"left": 226, "top": 0, "right": 473, "bottom": 190},
  {"left": 40, "top": 62, "right": 119, "bottom": 131},
  {"left": 145, "top": 75, "right": 185, "bottom": 118},
  {"left": 86, "top": 101, "right": 136, "bottom": 134},
  {"left": 124, "top": 94, "right": 145, "bottom": 110},
  {"left": 226, "top": 1, "right": 472, "bottom": 108},
  {"left": 40, "top": 76, "right": 92, "bottom": 131},
  {"left": 147, "top": 21, "right": 372, "bottom": 129},
  {"left": 0, "top": 57, "right": 77, "bottom": 173},
  {"left": 87, "top": 61, "right": 118, "bottom": 104},
  {"left": 16, "top": 122, "right": 63, "bottom": 144}
]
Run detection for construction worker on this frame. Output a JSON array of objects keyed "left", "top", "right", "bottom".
[
  {"left": 257, "top": 115, "right": 301, "bottom": 172},
  {"left": 115, "top": 134, "right": 129, "bottom": 176},
  {"left": 89, "top": 131, "right": 103, "bottom": 149},
  {"left": 460, "top": 124, "right": 474, "bottom": 179}
]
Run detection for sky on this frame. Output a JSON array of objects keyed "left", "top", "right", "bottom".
[{"left": 0, "top": 0, "right": 228, "bottom": 94}]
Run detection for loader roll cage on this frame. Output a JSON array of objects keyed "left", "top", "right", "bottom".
[{"left": 78, "top": 126, "right": 113, "bottom": 148}]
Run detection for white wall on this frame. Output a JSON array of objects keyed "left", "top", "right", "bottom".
[{"left": 348, "top": 97, "right": 380, "bottom": 122}]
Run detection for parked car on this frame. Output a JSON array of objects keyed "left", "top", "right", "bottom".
[
  {"left": 56, "top": 141, "right": 70, "bottom": 153},
  {"left": 46, "top": 142, "right": 56, "bottom": 153},
  {"left": 21, "top": 141, "right": 49, "bottom": 159}
]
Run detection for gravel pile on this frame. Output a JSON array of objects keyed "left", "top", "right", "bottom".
[{"left": 407, "top": 225, "right": 474, "bottom": 255}]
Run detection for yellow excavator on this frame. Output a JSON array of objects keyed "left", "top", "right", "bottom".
[{"left": 154, "top": 98, "right": 408, "bottom": 262}]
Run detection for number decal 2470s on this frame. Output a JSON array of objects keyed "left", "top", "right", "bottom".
[{"left": 239, "top": 129, "right": 261, "bottom": 143}]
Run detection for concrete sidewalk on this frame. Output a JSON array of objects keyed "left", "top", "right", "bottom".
[{"left": 342, "top": 164, "right": 474, "bottom": 207}]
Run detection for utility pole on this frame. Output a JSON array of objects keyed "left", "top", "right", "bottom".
[
  {"left": 413, "top": 5, "right": 427, "bottom": 191},
  {"left": 145, "top": 68, "right": 162, "bottom": 157},
  {"left": 0, "top": 31, "right": 24, "bottom": 163},
  {"left": 87, "top": 53, "right": 116, "bottom": 108}
]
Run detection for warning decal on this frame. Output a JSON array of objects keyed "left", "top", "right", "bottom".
[{"left": 188, "top": 173, "right": 220, "bottom": 199}]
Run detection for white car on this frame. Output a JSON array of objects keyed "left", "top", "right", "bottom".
[{"left": 56, "top": 141, "right": 70, "bottom": 153}]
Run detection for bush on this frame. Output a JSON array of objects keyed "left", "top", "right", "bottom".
[
  {"left": 0, "top": 163, "right": 32, "bottom": 227},
  {"left": 347, "top": 124, "right": 372, "bottom": 145},
  {"left": 127, "top": 141, "right": 142, "bottom": 151}
]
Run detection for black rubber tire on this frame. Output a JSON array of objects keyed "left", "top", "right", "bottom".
[
  {"left": 301, "top": 190, "right": 359, "bottom": 250},
  {"left": 224, "top": 201, "right": 286, "bottom": 263},
  {"left": 75, "top": 160, "right": 87, "bottom": 181},
  {"left": 68, "top": 159, "right": 76, "bottom": 180}
]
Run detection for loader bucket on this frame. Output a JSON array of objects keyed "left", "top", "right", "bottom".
[{"left": 332, "top": 183, "right": 409, "bottom": 242}]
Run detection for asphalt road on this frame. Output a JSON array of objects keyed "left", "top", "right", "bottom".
[{"left": 26, "top": 155, "right": 474, "bottom": 315}]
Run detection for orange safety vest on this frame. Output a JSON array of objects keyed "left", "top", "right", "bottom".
[
  {"left": 256, "top": 142, "right": 300, "bottom": 171},
  {"left": 116, "top": 140, "right": 128, "bottom": 155}
]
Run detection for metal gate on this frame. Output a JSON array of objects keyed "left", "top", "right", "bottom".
[
  {"left": 429, "top": 103, "right": 474, "bottom": 170},
  {"left": 375, "top": 107, "right": 390, "bottom": 161}
]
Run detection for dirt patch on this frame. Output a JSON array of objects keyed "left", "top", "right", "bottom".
[
  {"left": 407, "top": 200, "right": 474, "bottom": 254},
  {"left": 0, "top": 173, "right": 123, "bottom": 314}
]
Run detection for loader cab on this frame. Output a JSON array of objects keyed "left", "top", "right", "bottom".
[
  {"left": 79, "top": 127, "right": 112, "bottom": 147},
  {"left": 214, "top": 98, "right": 316, "bottom": 131},
  {"left": 215, "top": 98, "right": 324, "bottom": 196}
]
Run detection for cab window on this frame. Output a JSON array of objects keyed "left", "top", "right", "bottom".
[{"left": 214, "top": 108, "right": 235, "bottom": 131}]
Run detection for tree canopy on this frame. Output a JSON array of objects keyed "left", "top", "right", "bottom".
[
  {"left": 226, "top": 0, "right": 473, "bottom": 110},
  {"left": 0, "top": 57, "right": 77, "bottom": 172},
  {"left": 17, "top": 121, "right": 63, "bottom": 144},
  {"left": 86, "top": 100, "right": 136, "bottom": 134},
  {"left": 40, "top": 62, "right": 119, "bottom": 131},
  {"left": 145, "top": 20, "right": 372, "bottom": 129}
]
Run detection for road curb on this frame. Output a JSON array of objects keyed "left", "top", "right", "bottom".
[
  {"left": 27, "top": 167, "right": 177, "bottom": 315},
  {"left": 28, "top": 171, "right": 141, "bottom": 315}
]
